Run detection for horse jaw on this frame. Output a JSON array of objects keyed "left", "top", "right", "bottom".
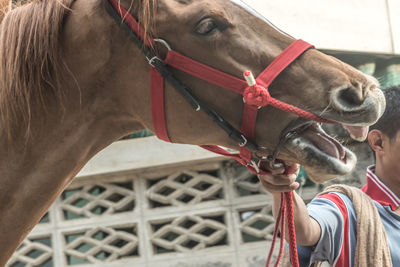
[{"left": 282, "top": 123, "right": 357, "bottom": 183}]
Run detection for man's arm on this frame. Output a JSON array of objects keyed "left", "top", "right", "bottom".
[{"left": 258, "top": 163, "right": 321, "bottom": 246}]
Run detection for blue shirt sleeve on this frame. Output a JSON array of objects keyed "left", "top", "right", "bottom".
[{"left": 297, "top": 196, "right": 345, "bottom": 266}]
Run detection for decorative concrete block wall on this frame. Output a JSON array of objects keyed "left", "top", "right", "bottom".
[{"left": 8, "top": 160, "right": 300, "bottom": 267}]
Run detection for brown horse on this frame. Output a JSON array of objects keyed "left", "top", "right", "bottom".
[{"left": 0, "top": 0, "right": 385, "bottom": 264}]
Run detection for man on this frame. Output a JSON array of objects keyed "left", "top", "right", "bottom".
[{"left": 258, "top": 86, "right": 400, "bottom": 266}]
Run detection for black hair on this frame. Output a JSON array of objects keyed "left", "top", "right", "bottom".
[{"left": 370, "top": 85, "right": 400, "bottom": 140}]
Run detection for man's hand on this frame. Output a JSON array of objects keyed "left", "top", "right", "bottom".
[
  {"left": 258, "top": 163, "right": 322, "bottom": 246},
  {"left": 258, "top": 163, "right": 301, "bottom": 195}
]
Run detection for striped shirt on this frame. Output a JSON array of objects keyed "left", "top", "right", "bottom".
[{"left": 297, "top": 166, "right": 400, "bottom": 267}]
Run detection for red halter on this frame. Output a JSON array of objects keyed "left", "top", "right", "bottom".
[
  {"left": 160, "top": 40, "right": 334, "bottom": 175},
  {"left": 105, "top": 1, "right": 336, "bottom": 266},
  {"left": 106, "top": 0, "right": 334, "bottom": 175}
]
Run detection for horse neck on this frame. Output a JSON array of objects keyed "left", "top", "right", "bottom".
[
  {"left": 0, "top": 76, "right": 143, "bottom": 265},
  {"left": 0, "top": 69, "right": 150, "bottom": 267}
]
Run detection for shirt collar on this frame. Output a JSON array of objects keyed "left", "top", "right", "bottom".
[{"left": 361, "top": 165, "right": 400, "bottom": 211}]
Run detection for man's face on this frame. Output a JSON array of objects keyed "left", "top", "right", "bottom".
[{"left": 382, "top": 129, "right": 400, "bottom": 175}]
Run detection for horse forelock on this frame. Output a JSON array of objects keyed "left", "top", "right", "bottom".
[
  {"left": 0, "top": 0, "right": 74, "bottom": 139},
  {"left": 126, "top": 0, "right": 157, "bottom": 38}
]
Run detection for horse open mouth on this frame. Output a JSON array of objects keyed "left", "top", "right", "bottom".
[
  {"left": 284, "top": 123, "right": 368, "bottom": 183},
  {"left": 302, "top": 124, "right": 347, "bottom": 160}
]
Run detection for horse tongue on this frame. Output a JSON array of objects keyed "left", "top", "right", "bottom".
[
  {"left": 303, "top": 129, "right": 344, "bottom": 160},
  {"left": 342, "top": 125, "right": 369, "bottom": 142}
]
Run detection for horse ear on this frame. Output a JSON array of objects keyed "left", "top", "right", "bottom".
[{"left": 0, "top": 0, "right": 11, "bottom": 22}]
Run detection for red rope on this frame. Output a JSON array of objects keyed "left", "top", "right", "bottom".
[
  {"left": 275, "top": 196, "right": 286, "bottom": 267},
  {"left": 265, "top": 194, "right": 285, "bottom": 266},
  {"left": 285, "top": 192, "right": 299, "bottom": 267},
  {"left": 266, "top": 192, "right": 299, "bottom": 267},
  {"left": 267, "top": 97, "right": 333, "bottom": 124}
]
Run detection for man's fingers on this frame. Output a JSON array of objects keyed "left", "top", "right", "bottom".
[
  {"left": 260, "top": 179, "right": 300, "bottom": 193},
  {"left": 258, "top": 173, "right": 297, "bottom": 186},
  {"left": 269, "top": 167, "right": 286, "bottom": 175},
  {"left": 257, "top": 163, "right": 302, "bottom": 194}
]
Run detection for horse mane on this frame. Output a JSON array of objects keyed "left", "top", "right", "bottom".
[
  {"left": 0, "top": 0, "right": 10, "bottom": 21},
  {"left": 130, "top": 0, "right": 157, "bottom": 39},
  {"left": 0, "top": 0, "right": 74, "bottom": 139},
  {"left": 0, "top": 0, "right": 156, "bottom": 139}
]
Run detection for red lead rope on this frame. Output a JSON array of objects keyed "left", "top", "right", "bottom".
[
  {"left": 265, "top": 193, "right": 299, "bottom": 267},
  {"left": 266, "top": 193, "right": 286, "bottom": 267},
  {"left": 285, "top": 192, "right": 300, "bottom": 267}
]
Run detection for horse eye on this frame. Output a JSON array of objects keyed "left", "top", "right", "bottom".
[{"left": 195, "top": 18, "right": 218, "bottom": 35}]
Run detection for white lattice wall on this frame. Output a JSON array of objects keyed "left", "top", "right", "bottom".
[{"left": 7, "top": 159, "right": 323, "bottom": 267}]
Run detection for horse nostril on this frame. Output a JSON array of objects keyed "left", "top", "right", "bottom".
[{"left": 335, "top": 87, "right": 364, "bottom": 107}]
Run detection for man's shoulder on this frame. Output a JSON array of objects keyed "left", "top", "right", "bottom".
[
  {"left": 315, "top": 192, "right": 354, "bottom": 213},
  {"left": 309, "top": 191, "right": 358, "bottom": 223},
  {"left": 316, "top": 184, "right": 369, "bottom": 210}
]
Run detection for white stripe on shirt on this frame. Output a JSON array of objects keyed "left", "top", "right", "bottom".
[{"left": 367, "top": 166, "right": 400, "bottom": 206}]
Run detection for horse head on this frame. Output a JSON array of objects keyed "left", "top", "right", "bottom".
[{"left": 60, "top": 0, "right": 386, "bottom": 182}]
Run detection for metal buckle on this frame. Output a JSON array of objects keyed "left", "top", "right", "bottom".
[
  {"left": 147, "top": 56, "right": 160, "bottom": 67},
  {"left": 147, "top": 39, "right": 172, "bottom": 67},
  {"left": 238, "top": 135, "right": 247, "bottom": 147}
]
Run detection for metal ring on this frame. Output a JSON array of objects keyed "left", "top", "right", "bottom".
[
  {"left": 154, "top": 38, "right": 172, "bottom": 51},
  {"left": 284, "top": 131, "right": 297, "bottom": 140}
]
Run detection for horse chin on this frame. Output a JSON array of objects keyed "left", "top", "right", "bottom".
[{"left": 283, "top": 123, "right": 357, "bottom": 183}]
